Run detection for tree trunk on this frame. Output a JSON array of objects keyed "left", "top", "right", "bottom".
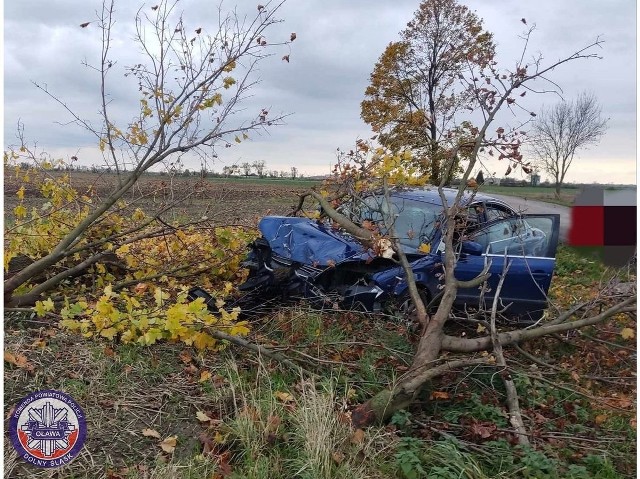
[{"left": 352, "top": 215, "right": 460, "bottom": 426}]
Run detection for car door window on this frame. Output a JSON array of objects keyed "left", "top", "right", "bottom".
[
  {"left": 470, "top": 218, "right": 534, "bottom": 255},
  {"left": 470, "top": 216, "right": 555, "bottom": 257},
  {"left": 360, "top": 195, "right": 442, "bottom": 249},
  {"left": 485, "top": 202, "right": 514, "bottom": 222}
]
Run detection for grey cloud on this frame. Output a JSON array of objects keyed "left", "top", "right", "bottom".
[{"left": 4, "top": 0, "right": 636, "bottom": 183}]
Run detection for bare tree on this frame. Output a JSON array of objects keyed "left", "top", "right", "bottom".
[
  {"left": 531, "top": 92, "right": 608, "bottom": 197},
  {"left": 252, "top": 160, "right": 266, "bottom": 178},
  {"left": 4, "top": 0, "right": 293, "bottom": 307},
  {"left": 290, "top": 166, "right": 298, "bottom": 179}
]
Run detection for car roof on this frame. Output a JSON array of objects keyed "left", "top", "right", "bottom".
[{"left": 390, "top": 186, "right": 497, "bottom": 206}]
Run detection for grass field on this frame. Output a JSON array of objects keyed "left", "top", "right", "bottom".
[
  {"left": 5, "top": 246, "right": 636, "bottom": 478},
  {"left": 477, "top": 185, "right": 579, "bottom": 206}
]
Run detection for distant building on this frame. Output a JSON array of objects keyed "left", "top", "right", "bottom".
[{"left": 530, "top": 174, "right": 541, "bottom": 186}]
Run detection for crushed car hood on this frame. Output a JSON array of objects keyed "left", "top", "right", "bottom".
[{"left": 258, "top": 216, "right": 368, "bottom": 266}]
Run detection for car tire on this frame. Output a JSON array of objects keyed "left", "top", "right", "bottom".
[{"left": 394, "top": 288, "right": 432, "bottom": 331}]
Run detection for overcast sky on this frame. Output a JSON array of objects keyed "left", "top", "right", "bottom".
[{"left": 3, "top": 0, "right": 637, "bottom": 184}]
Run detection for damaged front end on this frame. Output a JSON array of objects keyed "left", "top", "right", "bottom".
[{"left": 189, "top": 216, "right": 393, "bottom": 316}]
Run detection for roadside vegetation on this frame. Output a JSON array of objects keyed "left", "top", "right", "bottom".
[
  {"left": 5, "top": 242, "right": 636, "bottom": 478},
  {"left": 478, "top": 184, "right": 579, "bottom": 207}
]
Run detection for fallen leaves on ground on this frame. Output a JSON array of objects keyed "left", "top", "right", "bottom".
[
  {"left": 159, "top": 435, "right": 177, "bottom": 453},
  {"left": 196, "top": 411, "right": 212, "bottom": 422},
  {"left": 4, "top": 351, "right": 34, "bottom": 372},
  {"left": 142, "top": 428, "right": 161, "bottom": 439},
  {"left": 350, "top": 428, "right": 365, "bottom": 444},
  {"left": 620, "top": 327, "right": 635, "bottom": 340},
  {"left": 275, "top": 391, "right": 294, "bottom": 403}
]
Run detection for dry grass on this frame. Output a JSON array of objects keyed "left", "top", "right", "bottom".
[{"left": 4, "top": 315, "right": 225, "bottom": 478}]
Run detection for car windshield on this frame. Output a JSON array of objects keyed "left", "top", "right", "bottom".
[{"left": 357, "top": 195, "right": 443, "bottom": 251}]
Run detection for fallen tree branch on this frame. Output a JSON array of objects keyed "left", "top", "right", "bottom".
[
  {"left": 442, "top": 295, "right": 637, "bottom": 352},
  {"left": 7, "top": 251, "right": 120, "bottom": 307},
  {"left": 513, "top": 343, "right": 565, "bottom": 373},
  {"left": 489, "top": 259, "right": 529, "bottom": 446},
  {"left": 578, "top": 331, "right": 637, "bottom": 352},
  {"left": 513, "top": 344, "right": 635, "bottom": 386},
  {"left": 209, "top": 329, "right": 317, "bottom": 376},
  {"left": 302, "top": 190, "right": 374, "bottom": 243},
  {"left": 525, "top": 371, "right": 636, "bottom": 414},
  {"left": 456, "top": 272, "right": 491, "bottom": 289},
  {"left": 351, "top": 357, "right": 490, "bottom": 427}
]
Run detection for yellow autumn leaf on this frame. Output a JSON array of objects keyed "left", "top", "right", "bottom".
[
  {"left": 275, "top": 391, "right": 294, "bottom": 403},
  {"left": 16, "top": 186, "right": 25, "bottom": 200},
  {"left": 196, "top": 411, "right": 211, "bottom": 422},
  {"left": 154, "top": 287, "right": 169, "bottom": 307},
  {"left": 142, "top": 428, "right": 161, "bottom": 439},
  {"left": 193, "top": 332, "right": 215, "bottom": 350},
  {"left": 199, "top": 370, "right": 212, "bottom": 383},
  {"left": 100, "top": 327, "right": 118, "bottom": 340},
  {"left": 159, "top": 435, "right": 177, "bottom": 453},
  {"left": 621, "top": 328, "right": 635, "bottom": 340},
  {"left": 595, "top": 414, "right": 608, "bottom": 425},
  {"left": 13, "top": 204, "right": 27, "bottom": 218},
  {"left": 34, "top": 298, "right": 54, "bottom": 317},
  {"left": 132, "top": 208, "right": 146, "bottom": 222},
  {"left": 229, "top": 322, "right": 250, "bottom": 337},
  {"left": 42, "top": 298, "right": 55, "bottom": 312},
  {"left": 418, "top": 243, "right": 431, "bottom": 254},
  {"left": 142, "top": 328, "right": 163, "bottom": 345},
  {"left": 121, "top": 330, "right": 135, "bottom": 343}
]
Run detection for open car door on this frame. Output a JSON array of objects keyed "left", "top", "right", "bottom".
[{"left": 454, "top": 214, "right": 560, "bottom": 322}]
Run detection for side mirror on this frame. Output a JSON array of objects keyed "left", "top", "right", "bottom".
[{"left": 461, "top": 240, "right": 483, "bottom": 256}]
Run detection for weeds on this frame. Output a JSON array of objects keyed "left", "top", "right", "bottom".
[
  {"left": 221, "top": 359, "right": 392, "bottom": 479},
  {"left": 4, "top": 275, "right": 635, "bottom": 478}
]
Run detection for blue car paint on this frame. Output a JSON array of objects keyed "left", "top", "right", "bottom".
[
  {"left": 258, "top": 216, "right": 369, "bottom": 266},
  {"left": 249, "top": 187, "right": 560, "bottom": 320}
]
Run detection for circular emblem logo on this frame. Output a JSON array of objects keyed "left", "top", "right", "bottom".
[{"left": 9, "top": 390, "right": 87, "bottom": 468}]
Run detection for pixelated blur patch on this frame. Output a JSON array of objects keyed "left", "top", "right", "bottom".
[{"left": 569, "top": 187, "right": 636, "bottom": 267}]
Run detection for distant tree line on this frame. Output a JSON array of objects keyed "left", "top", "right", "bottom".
[{"left": 12, "top": 160, "right": 307, "bottom": 180}]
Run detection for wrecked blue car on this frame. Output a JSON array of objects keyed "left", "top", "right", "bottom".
[{"left": 192, "top": 187, "right": 560, "bottom": 323}]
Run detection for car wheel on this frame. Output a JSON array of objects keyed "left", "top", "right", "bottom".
[{"left": 395, "top": 288, "right": 431, "bottom": 332}]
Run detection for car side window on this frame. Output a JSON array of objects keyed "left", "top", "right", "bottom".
[
  {"left": 470, "top": 218, "right": 528, "bottom": 255},
  {"left": 485, "top": 202, "right": 513, "bottom": 222}
]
